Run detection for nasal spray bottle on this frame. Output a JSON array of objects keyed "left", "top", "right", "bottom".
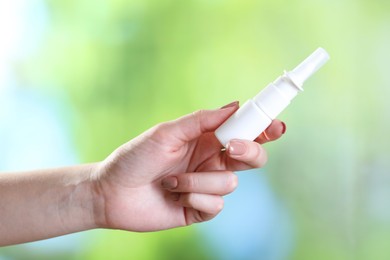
[{"left": 215, "top": 47, "right": 330, "bottom": 146}]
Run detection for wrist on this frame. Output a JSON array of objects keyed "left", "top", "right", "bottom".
[
  {"left": 88, "top": 161, "right": 108, "bottom": 229},
  {"left": 57, "top": 163, "right": 106, "bottom": 232}
]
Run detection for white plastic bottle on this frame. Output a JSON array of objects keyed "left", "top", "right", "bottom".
[{"left": 215, "top": 47, "right": 330, "bottom": 146}]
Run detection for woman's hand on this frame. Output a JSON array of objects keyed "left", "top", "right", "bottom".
[
  {"left": 93, "top": 101, "right": 286, "bottom": 231},
  {"left": 0, "top": 101, "right": 285, "bottom": 246}
]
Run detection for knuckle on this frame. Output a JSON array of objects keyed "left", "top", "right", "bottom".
[
  {"left": 184, "top": 193, "right": 198, "bottom": 206},
  {"left": 192, "top": 109, "right": 204, "bottom": 119},
  {"left": 148, "top": 122, "right": 178, "bottom": 148},
  {"left": 154, "top": 122, "right": 166, "bottom": 132},
  {"left": 191, "top": 110, "right": 206, "bottom": 132},
  {"left": 191, "top": 110, "right": 201, "bottom": 124},
  {"left": 149, "top": 122, "right": 168, "bottom": 139},
  {"left": 183, "top": 174, "right": 198, "bottom": 190}
]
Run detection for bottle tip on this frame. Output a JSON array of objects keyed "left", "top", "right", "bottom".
[
  {"left": 288, "top": 47, "right": 330, "bottom": 88},
  {"left": 311, "top": 47, "right": 330, "bottom": 67}
]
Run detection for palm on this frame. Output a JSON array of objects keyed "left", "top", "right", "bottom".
[{"left": 101, "top": 130, "right": 231, "bottom": 231}]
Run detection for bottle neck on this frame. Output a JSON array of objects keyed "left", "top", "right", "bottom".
[
  {"left": 252, "top": 75, "right": 300, "bottom": 119},
  {"left": 273, "top": 74, "right": 301, "bottom": 100}
]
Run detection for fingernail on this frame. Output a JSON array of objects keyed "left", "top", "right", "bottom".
[
  {"left": 220, "top": 101, "right": 239, "bottom": 109},
  {"left": 227, "top": 140, "right": 247, "bottom": 156},
  {"left": 169, "top": 192, "right": 180, "bottom": 201},
  {"left": 161, "top": 176, "right": 178, "bottom": 189},
  {"left": 281, "top": 121, "right": 287, "bottom": 134}
]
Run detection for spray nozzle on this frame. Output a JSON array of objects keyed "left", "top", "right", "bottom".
[{"left": 286, "top": 47, "right": 330, "bottom": 90}]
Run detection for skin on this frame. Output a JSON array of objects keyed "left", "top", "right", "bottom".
[{"left": 0, "top": 101, "right": 285, "bottom": 246}]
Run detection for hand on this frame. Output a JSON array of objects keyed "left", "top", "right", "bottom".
[{"left": 92, "top": 101, "right": 286, "bottom": 231}]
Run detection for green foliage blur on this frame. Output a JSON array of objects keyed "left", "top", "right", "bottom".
[{"left": 5, "top": 0, "right": 390, "bottom": 259}]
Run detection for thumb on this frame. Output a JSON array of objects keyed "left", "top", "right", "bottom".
[{"left": 166, "top": 101, "right": 239, "bottom": 143}]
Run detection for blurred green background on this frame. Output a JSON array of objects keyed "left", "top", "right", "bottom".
[{"left": 1, "top": 0, "right": 390, "bottom": 259}]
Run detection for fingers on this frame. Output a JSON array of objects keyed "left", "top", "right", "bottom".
[
  {"left": 226, "top": 139, "right": 268, "bottom": 169},
  {"left": 255, "top": 119, "right": 286, "bottom": 144},
  {"left": 161, "top": 171, "right": 238, "bottom": 196},
  {"left": 155, "top": 101, "right": 239, "bottom": 144},
  {"left": 161, "top": 171, "right": 237, "bottom": 225},
  {"left": 180, "top": 194, "right": 224, "bottom": 221},
  {"left": 168, "top": 192, "right": 225, "bottom": 225},
  {"left": 222, "top": 119, "right": 285, "bottom": 171}
]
